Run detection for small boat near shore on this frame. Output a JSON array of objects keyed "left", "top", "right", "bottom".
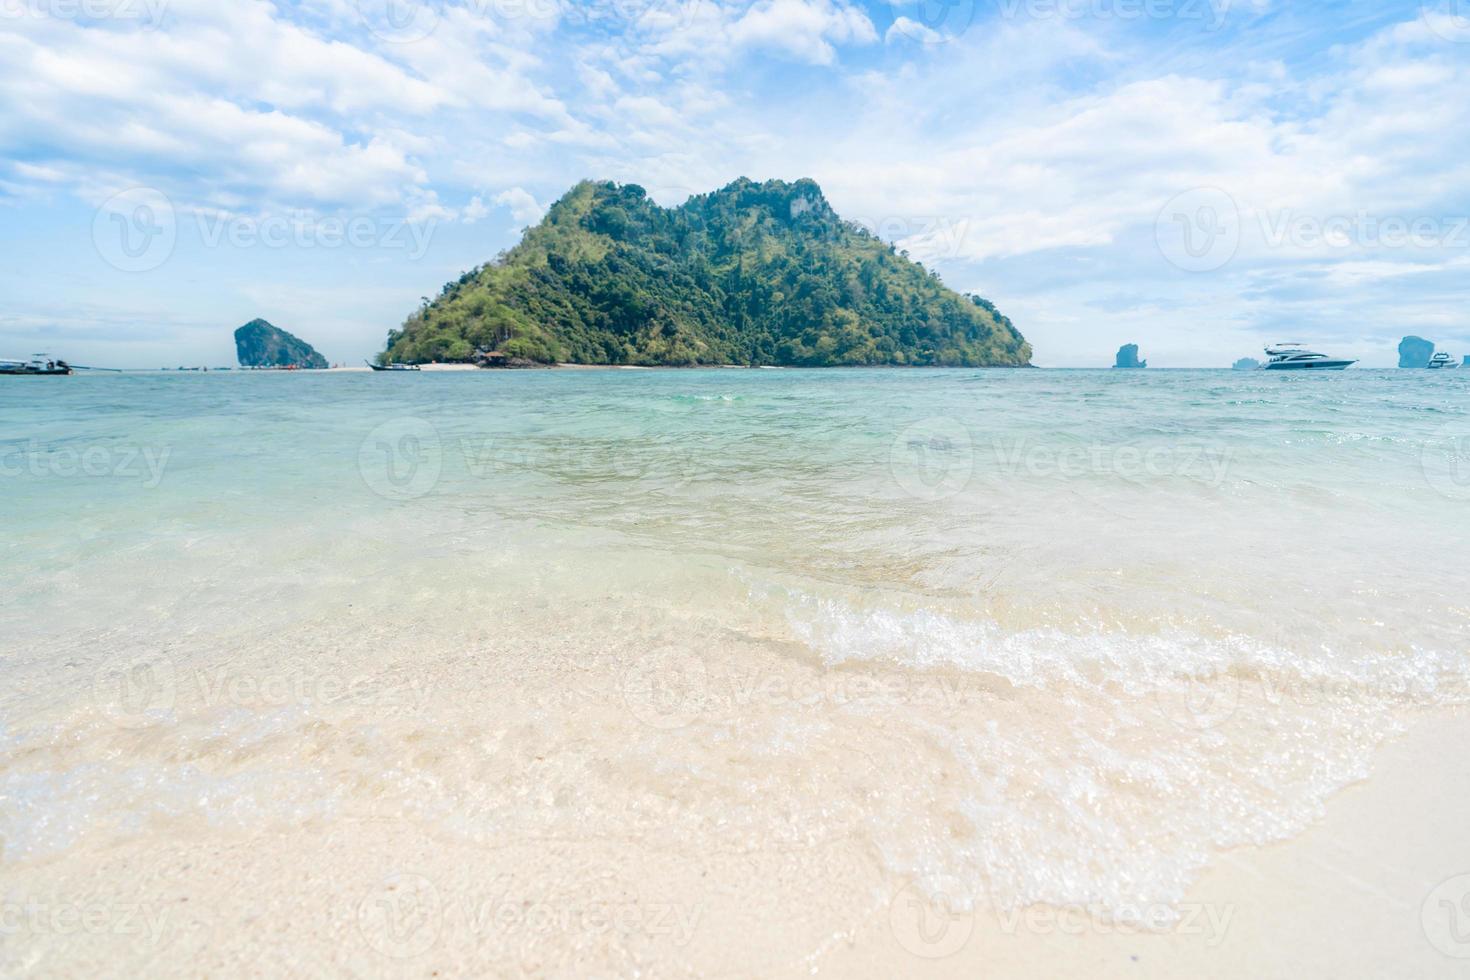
[
  {"left": 367, "top": 360, "right": 422, "bottom": 372},
  {"left": 1, "top": 354, "right": 73, "bottom": 376},
  {"left": 1262, "top": 345, "right": 1357, "bottom": 371}
]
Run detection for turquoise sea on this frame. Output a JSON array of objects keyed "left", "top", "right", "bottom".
[{"left": 3, "top": 367, "right": 1469, "bottom": 969}]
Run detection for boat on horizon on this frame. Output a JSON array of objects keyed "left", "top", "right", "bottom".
[
  {"left": 1, "top": 354, "right": 73, "bottom": 376},
  {"left": 367, "top": 360, "right": 422, "bottom": 372},
  {"left": 1427, "top": 352, "right": 1457, "bottom": 369},
  {"left": 1262, "top": 345, "right": 1357, "bottom": 371}
]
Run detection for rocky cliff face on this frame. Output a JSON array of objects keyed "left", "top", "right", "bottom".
[
  {"left": 1114, "top": 344, "right": 1146, "bottom": 369},
  {"left": 1398, "top": 336, "right": 1435, "bottom": 368},
  {"left": 235, "top": 320, "right": 328, "bottom": 369}
]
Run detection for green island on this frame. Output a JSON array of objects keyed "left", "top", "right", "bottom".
[{"left": 380, "top": 178, "right": 1032, "bottom": 368}]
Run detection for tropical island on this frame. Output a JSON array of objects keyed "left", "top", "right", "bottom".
[
  {"left": 235, "top": 319, "right": 327, "bottom": 369},
  {"left": 1113, "top": 344, "right": 1147, "bottom": 369},
  {"left": 1398, "top": 335, "right": 1435, "bottom": 368},
  {"left": 380, "top": 178, "right": 1031, "bottom": 368}
]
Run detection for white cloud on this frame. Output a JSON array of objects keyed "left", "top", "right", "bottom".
[
  {"left": 494, "top": 187, "right": 546, "bottom": 227},
  {"left": 462, "top": 195, "right": 490, "bottom": 224},
  {"left": 606, "top": 0, "right": 878, "bottom": 65},
  {"left": 0, "top": 0, "right": 571, "bottom": 215},
  {"left": 727, "top": 0, "right": 878, "bottom": 63},
  {"left": 3, "top": 2, "right": 1468, "bottom": 366},
  {"left": 884, "top": 17, "right": 941, "bottom": 44}
]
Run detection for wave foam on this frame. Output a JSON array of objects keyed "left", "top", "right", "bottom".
[{"left": 781, "top": 592, "right": 1470, "bottom": 919}]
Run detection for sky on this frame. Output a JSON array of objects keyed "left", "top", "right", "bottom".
[{"left": 2, "top": 0, "right": 1470, "bottom": 368}]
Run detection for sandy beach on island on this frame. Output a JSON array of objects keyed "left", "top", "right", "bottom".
[
  {"left": 321, "top": 362, "right": 777, "bottom": 373},
  {"left": 5, "top": 678, "right": 1466, "bottom": 978},
  {"left": 323, "top": 363, "right": 684, "bottom": 372},
  {"left": 320, "top": 363, "right": 482, "bottom": 372}
]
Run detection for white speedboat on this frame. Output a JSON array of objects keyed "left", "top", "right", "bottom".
[
  {"left": 1262, "top": 345, "right": 1357, "bottom": 371},
  {"left": 1427, "top": 352, "right": 1456, "bottom": 369}
]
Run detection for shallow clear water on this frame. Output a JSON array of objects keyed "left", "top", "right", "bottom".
[{"left": 3, "top": 367, "right": 1469, "bottom": 926}]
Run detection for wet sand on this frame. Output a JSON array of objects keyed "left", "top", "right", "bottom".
[{"left": 4, "top": 711, "right": 1466, "bottom": 978}]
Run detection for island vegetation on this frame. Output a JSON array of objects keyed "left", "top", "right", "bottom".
[
  {"left": 380, "top": 178, "right": 1031, "bottom": 368},
  {"left": 235, "top": 319, "right": 327, "bottom": 369}
]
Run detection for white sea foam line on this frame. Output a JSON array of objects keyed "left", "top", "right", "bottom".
[
  {"left": 784, "top": 592, "right": 1470, "bottom": 697},
  {"left": 754, "top": 582, "right": 1470, "bottom": 917}
]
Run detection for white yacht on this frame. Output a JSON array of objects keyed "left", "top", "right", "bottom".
[
  {"left": 1262, "top": 345, "right": 1357, "bottom": 371},
  {"left": 1427, "top": 352, "right": 1456, "bottom": 369}
]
